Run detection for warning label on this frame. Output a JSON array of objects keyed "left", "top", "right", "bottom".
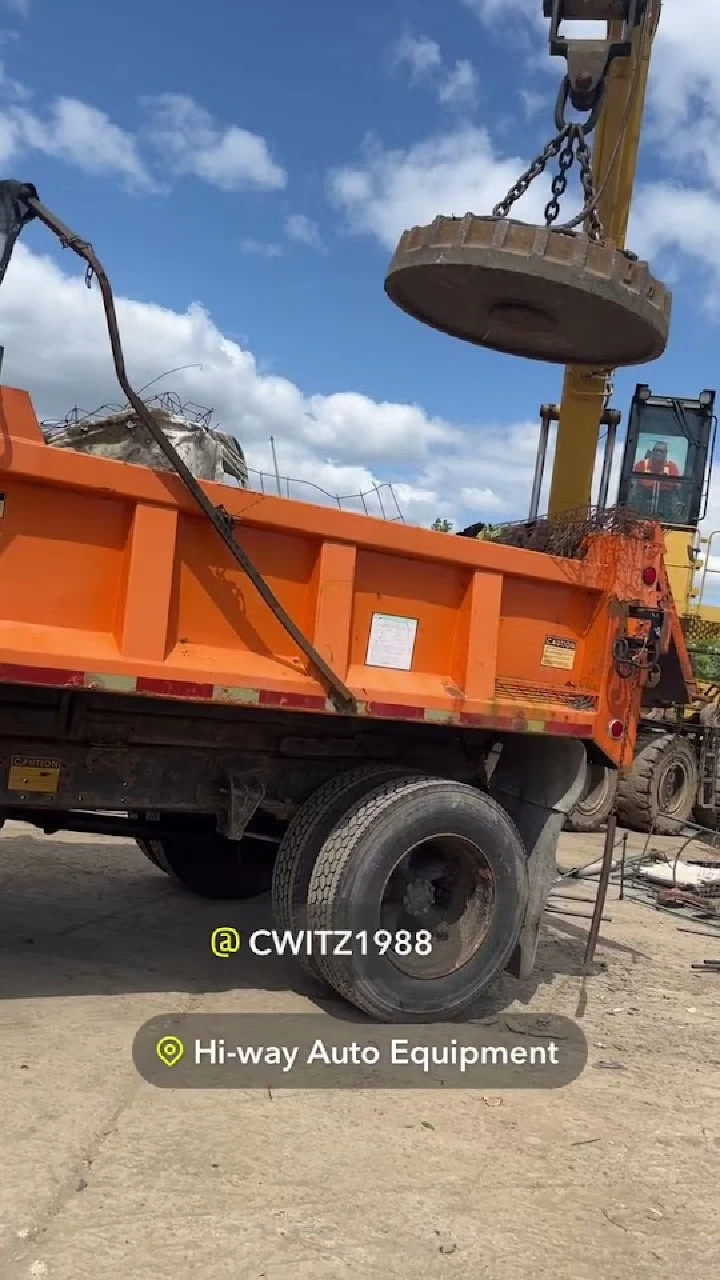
[
  {"left": 8, "top": 756, "right": 61, "bottom": 794},
  {"left": 541, "top": 637, "right": 577, "bottom": 671}
]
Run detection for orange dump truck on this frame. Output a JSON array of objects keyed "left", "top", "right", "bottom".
[
  {"left": 0, "top": 181, "right": 694, "bottom": 1022},
  {"left": 0, "top": 376, "right": 682, "bottom": 1020}
]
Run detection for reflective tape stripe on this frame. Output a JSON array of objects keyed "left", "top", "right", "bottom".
[{"left": 0, "top": 662, "right": 596, "bottom": 738}]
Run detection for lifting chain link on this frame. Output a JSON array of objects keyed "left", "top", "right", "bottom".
[
  {"left": 574, "top": 127, "right": 604, "bottom": 242},
  {"left": 492, "top": 126, "right": 572, "bottom": 222},
  {"left": 491, "top": 74, "right": 605, "bottom": 242}
]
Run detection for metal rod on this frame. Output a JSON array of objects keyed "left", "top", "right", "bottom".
[
  {"left": 697, "top": 529, "right": 720, "bottom": 608},
  {"left": 529, "top": 406, "right": 553, "bottom": 520},
  {"left": 269, "top": 436, "right": 282, "bottom": 497},
  {"left": 584, "top": 811, "right": 618, "bottom": 967},
  {"left": 597, "top": 413, "right": 619, "bottom": 509},
  {"left": 23, "top": 192, "right": 357, "bottom": 714},
  {"left": 548, "top": 891, "right": 602, "bottom": 905},
  {"left": 546, "top": 905, "right": 613, "bottom": 923},
  {"left": 619, "top": 830, "right": 628, "bottom": 900}
]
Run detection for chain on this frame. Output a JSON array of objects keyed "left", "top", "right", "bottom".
[
  {"left": 574, "top": 127, "right": 604, "bottom": 242},
  {"left": 492, "top": 121, "right": 605, "bottom": 243},
  {"left": 492, "top": 126, "right": 571, "bottom": 221},
  {"left": 544, "top": 129, "right": 576, "bottom": 227}
]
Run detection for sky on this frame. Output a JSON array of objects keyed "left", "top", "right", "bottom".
[{"left": 0, "top": 0, "right": 720, "bottom": 589}]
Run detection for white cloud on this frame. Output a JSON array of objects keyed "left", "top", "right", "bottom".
[
  {"left": 143, "top": 93, "right": 286, "bottom": 192},
  {"left": 241, "top": 238, "right": 284, "bottom": 258},
  {"left": 3, "top": 237, "right": 718, "bottom": 546},
  {"left": 631, "top": 184, "right": 720, "bottom": 268},
  {"left": 647, "top": 0, "right": 720, "bottom": 128},
  {"left": 3, "top": 0, "right": 30, "bottom": 18},
  {"left": 438, "top": 60, "right": 478, "bottom": 109},
  {"left": 393, "top": 33, "right": 442, "bottom": 79},
  {"left": 329, "top": 127, "right": 546, "bottom": 249},
  {"left": 393, "top": 31, "right": 478, "bottom": 111},
  {"left": 285, "top": 213, "right": 325, "bottom": 250},
  {"left": 2, "top": 97, "right": 154, "bottom": 189},
  {"left": 461, "top": 0, "right": 535, "bottom": 18},
  {"left": 0, "top": 242, "right": 498, "bottom": 529},
  {"left": 0, "top": 56, "right": 29, "bottom": 101}
]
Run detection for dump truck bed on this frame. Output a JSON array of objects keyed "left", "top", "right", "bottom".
[{"left": 0, "top": 387, "right": 671, "bottom": 767}]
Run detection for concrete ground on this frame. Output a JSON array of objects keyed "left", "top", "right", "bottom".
[{"left": 0, "top": 820, "right": 718, "bottom": 1280}]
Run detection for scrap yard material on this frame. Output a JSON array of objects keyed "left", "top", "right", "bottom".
[{"left": 42, "top": 396, "right": 249, "bottom": 487}]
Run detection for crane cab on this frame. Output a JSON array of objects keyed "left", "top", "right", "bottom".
[{"left": 617, "top": 385, "right": 716, "bottom": 532}]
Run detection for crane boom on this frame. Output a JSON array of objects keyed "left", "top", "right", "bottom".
[{"left": 547, "top": 2, "right": 661, "bottom": 517}]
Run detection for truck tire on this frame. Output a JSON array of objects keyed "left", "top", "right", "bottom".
[
  {"left": 135, "top": 837, "right": 170, "bottom": 872},
  {"left": 616, "top": 732, "right": 698, "bottom": 835},
  {"left": 565, "top": 760, "right": 617, "bottom": 832},
  {"left": 135, "top": 828, "right": 276, "bottom": 900},
  {"left": 271, "top": 764, "right": 412, "bottom": 979},
  {"left": 306, "top": 775, "right": 528, "bottom": 1022}
]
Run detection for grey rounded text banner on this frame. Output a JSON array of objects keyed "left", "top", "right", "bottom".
[{"left": 133, "top": 1013, "right": 588, "bottom": 1090}]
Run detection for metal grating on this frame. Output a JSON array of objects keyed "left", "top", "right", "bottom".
[
  {"left": 680, "top": 613, "right": 720, "bottom": 685},
  {"left": 466, "top": 505, "right": 656, "bottom": 559},
  {"left": 495, "top": 679, "right": 597, "bottom": 711}
]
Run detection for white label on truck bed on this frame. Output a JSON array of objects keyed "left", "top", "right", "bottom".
[
  {"left": 541, "top": 636, "right": 576, "bottom": 670},
  {"left": 366, "top": 613, "right": 418, "bottom": 670}
]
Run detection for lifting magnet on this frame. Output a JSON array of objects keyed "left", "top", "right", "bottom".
[{"left": 384, "top": 215, "right": 671, "bottom": 367}]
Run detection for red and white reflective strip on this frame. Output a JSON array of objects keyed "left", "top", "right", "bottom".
[{"left": 0, "top": 662, "right": 594, "bottom": 739}]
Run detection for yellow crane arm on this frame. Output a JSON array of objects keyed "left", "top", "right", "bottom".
[{"left": 547, "top": 4, "right": 660, "bottom": 518}]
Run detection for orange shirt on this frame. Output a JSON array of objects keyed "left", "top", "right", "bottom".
[{"left": 633, "top": 458, "right": 680, "bottom": 490}]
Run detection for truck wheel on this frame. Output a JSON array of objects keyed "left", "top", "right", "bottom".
[
  {"left": 271, "top": 764, "right": 411, "bottom": 979},
  {"left": 136, "top": 827, "right": 276, "bottom": 900},
  {"left": 306, "top": 775, "right": 528, "bottom": 1022},
  {"left": 617, "top": 732, "right": 698, "bottom": 835},
  {"left": 135, "top": 837, "right": 170, "bottom": 872},
  {"left": 565, "top": 760, "right": 617, "bottom": 833}
]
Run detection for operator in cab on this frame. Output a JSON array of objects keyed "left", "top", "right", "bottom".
[
  {"left": 631, "top": 439, "right": 681, "bottom": 521},
  {"left": 633, "top": 439, "right": 681, "bottom": 482}
]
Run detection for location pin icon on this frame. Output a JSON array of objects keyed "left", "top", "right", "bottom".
[{"left": 156, "top": 1035, "right": 185, "bottom": 1067}]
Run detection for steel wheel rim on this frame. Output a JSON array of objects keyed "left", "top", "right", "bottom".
[{"left": 377, "top": 834, "right": 497, "bottom": 980}]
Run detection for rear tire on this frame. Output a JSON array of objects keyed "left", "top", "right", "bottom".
[
  {"left": 271, "top": 765, "right": 412, "bottom": 979},
  {"left": 135, "top": 837, "right": 170, "bottom": 872},
  {"left": 565, "top": 760, "right": 617, "bottom": 833},
  {"left": 306, "top": 775, "right": 528, "bottom": 1022},
  {"left": 617, "top": 732, "right": 698, "bottom": 834},
  {"left": 135, "top": 819, "right": 280, "bottom": 899}
]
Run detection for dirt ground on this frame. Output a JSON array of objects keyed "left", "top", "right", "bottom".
[{"left": 0, "top": 820, "right": 717, "bottom": 1280}]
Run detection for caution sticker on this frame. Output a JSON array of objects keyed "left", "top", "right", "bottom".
[
  {"left": 541, "top": 637, "right": 577, "bottom": 671},
  {"left": 8, "top": 755, "right": 61, "bottom": 794}
]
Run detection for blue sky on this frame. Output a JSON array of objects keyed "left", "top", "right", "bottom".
[{"left": 1, "top": 0, "right": 719, "bottom": 544}]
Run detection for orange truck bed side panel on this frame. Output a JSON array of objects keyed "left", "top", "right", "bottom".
[{"left": 0, "top": 387, "right": 668, "bottom": 766}]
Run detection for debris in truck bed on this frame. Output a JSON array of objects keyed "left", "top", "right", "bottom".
[
  {"left": 458, "top": 505, "right": 655, "bottom": 560},
  {"left": 41, "top": 392, "right": 248, "bottom": 487}
]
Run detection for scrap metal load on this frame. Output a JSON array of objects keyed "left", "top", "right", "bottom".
[{"left": 42, "top": 399, "right": 248, "bottom": 488}]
